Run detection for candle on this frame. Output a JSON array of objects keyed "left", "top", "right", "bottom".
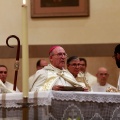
[
  {"left": 23, "top": 0, "right": 26, "bottom": 5},
  {"left": 22, "top": 0, "right": 29, "bottom": 97}
]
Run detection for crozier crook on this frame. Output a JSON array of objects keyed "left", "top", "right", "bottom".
[{"left": 6, "top": 35, "right": 20, "bottom": 91}]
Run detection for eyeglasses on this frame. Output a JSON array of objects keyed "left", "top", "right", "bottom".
[
  {"left": 52, "top": 53, "right": 67, "bottom": 58},
  {"left": 0, "top": 71, "right": 7, "bottom": 74},
  {"left": 69, "top": 63, "right": 81, "bottom": 67}
]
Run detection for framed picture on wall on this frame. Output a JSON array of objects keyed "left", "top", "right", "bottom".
[{"left": 31, "top": 0, "right": 89, "bottom": 18}]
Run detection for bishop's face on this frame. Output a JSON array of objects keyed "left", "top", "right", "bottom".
[{"left": 49, "top": 47, "right": 67, "bottom": 70}]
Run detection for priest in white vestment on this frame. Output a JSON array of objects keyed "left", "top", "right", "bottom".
[
  {"left": 67, "top": 56, "right": 91, "bottom": 91},
  {"left": 28, "top": 59, "right": 48, "bottom": 90},
  {"left": 78, "top": 58, "right": 97, "bottom": 87},
  {"left": 0, "top": 65, "right": 19, "bottom": 93},
  {"left": 91, "top": 67, "right": 117, "bottom": 92},
  {"left": 30, "top": 46, "right": 86, "bottom": 92}
]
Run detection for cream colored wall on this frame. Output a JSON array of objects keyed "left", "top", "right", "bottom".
[
  {"left": 0, "top": 0, "right": 120, "bottom": 45},
  {"left": 0, "top": 0, "right": 22, "bottom": 45}
]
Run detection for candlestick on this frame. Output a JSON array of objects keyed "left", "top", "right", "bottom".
[{"left": 22, "top": 0, "right": 29, "bottom": 97}]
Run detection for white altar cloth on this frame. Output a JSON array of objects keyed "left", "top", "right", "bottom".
[
  {"left": 0, "top": 91, "right": 53, "bottom": 108},
  {"left": 0, "top": 91, "right": 120, "bottom": 119},
  {"left": 51, "top": 91, "right": 120, "bottom": 103},
  {"left": 1, "top": 91, "right": 120, "bottom": 108},
  {"left": 50, "top": 91, "right": 120, "bottom": 120}
]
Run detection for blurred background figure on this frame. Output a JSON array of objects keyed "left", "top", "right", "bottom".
[
  {"left": 78, "top": 58, "right": 97, "bottom": 86},
  {"left": 91, "top": 67, "right": 117, "bottom": 92},
  {"left": 29, "top": 59, "right": 48, "bottom": 90},
  {"left": 113, "top": 44, "right": 120, "bottom": 90},
  {"left": 113, "top": 44, "right": 120, "bottom": 68}
]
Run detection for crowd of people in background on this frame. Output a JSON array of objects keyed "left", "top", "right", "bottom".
[
  {"left": 0, "top": 44, "right": 120, "bottom": 93},
  {"left": 30, "top": 45, "right": 118, "bottom": 92}
]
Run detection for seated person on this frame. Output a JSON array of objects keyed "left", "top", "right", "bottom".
[
  {"left": 29, "top": 59, "right": 48, "bottom": 90},
  {"left": 0, "top": 65, "right": 19, "bottom": 93},
  {"left": 67, "top": 56, "right": 91, "bottom": 91},
  {"left": 78, "top": 58, "right": 97, "bottom": 86},
  {"left": 91, "top": 67, "right": 117, "bottom": 92},
  {"left": 30, "top": 46, "right": 86, "bottom": 92}
]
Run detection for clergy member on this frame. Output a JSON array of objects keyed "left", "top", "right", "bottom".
[
  {"left": 91, "top": 67, "right": 117, "bottom": 92},
  {"left": 67, "top": 56, "right": 91, "bottom": 91},
  {"left": 0, "top": 65, "right": 19, "bottom": 93},
  {"left": 30, "top": 46, "right": 86, "bottom": 91}
]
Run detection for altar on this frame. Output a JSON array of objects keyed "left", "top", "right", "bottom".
[
  {"left": 50, "top": 91, "right": 120, "bottom": 120},
  {"left": 0, "top": 91, "right": 120, "bottom": 120},
  {"left": 0, "top": 91, "right": 52, "bottom": 120}
]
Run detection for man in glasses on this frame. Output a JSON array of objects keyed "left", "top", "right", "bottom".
[
  {"left": 67, "top": 56, "right": 91, "bottom": 91},
  {"left": 30, "top": 46, "right": 86, "bottom": 91},
  {"left": 0, "top": 65, "right": 19, "bottom": 93},
  {"left": 78, "top": 58, "right": 97, "bottom": 87}
]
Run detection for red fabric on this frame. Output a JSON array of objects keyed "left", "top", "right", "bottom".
[{"left": 49, "top": 46, "right": 60, "bottom": 55}]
